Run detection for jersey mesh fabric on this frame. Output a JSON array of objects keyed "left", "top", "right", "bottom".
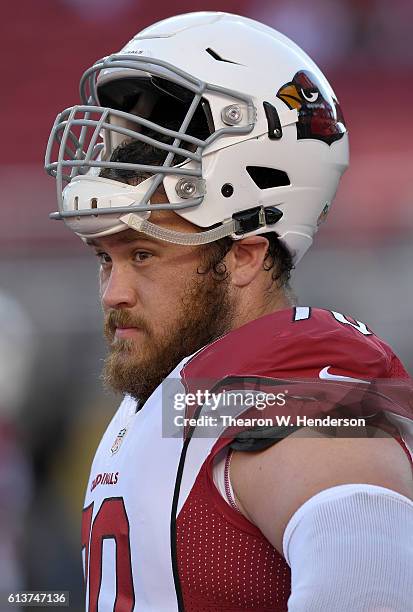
[{"left": 176, "top": 441, "right": 290, "bottom": 611}]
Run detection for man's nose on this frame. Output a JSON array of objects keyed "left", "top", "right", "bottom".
[{"left": 101, "top": 265, "right": 137, "bottom": 310}]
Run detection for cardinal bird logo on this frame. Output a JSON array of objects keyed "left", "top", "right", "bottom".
[{"left": 277, "top": 70, "right": 346, "bottom": 145}]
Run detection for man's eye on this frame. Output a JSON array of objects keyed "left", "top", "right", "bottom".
[
  {"left": 134, "top": 251, "right": 152, "bottom": 262},
  {"left": 96, "top": 252, "right": 111, "bottom": 265}
]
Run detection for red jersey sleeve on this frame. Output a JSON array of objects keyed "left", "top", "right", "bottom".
[{"left": 182, "top": 306, "right": 410, "bottom": 384}]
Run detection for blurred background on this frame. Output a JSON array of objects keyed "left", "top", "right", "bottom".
[{"left": 0, "top": 0, "right": 412, "bottom": 609}]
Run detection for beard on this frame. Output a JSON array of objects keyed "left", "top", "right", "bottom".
[{"left": 102, "top": 270, "right": 235, "bottom": 406}]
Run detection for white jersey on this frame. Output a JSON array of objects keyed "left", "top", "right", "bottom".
[
  {"left": 82, "top": 356, "right": 232, "bottom": 611},
  {"left": 82, "top": 360, "right": 183, "bottom": 611}
]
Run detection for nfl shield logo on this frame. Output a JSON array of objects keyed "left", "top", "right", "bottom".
[{"left": 111, "top": 427, "right": 127, "bottom": 455}]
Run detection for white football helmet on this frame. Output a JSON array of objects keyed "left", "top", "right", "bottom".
[{"left": 45, "top": 11, "right": 349, "bottom": 263}]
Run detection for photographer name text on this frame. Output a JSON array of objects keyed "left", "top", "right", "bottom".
[{"left": 174, "top": 414, "right": 366, "bottom": 428}]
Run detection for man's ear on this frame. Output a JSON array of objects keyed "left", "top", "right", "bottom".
[{"left": 227, "top": 236, "right": 269, "bottom": 287}]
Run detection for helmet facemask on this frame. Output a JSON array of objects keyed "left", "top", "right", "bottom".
[{"left": 44, "top": 54, "right": 256, "bottom": 242}]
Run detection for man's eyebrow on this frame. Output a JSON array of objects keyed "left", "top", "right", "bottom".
[{"left": 85, "top": 233, "right": 156, "bottom": 248}]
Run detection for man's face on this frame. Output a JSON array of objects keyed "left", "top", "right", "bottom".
[{"left": 89, "top": 210, "right": 235, "bottom": 405}]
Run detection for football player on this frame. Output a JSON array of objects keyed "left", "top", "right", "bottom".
[{"left": 45, "top": 12, "right": 413, "bottom": 611}]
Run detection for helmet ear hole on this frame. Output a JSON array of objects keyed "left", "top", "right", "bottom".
[
  {"left": 221, "top": 184, "right": 234, "bottom": 198},
  {"left": 246, "top": 166, "right": 290, "bottom": 189}
]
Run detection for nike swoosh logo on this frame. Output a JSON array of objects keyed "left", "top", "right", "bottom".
[{"left": 319, "top": 366, "right": 367, "bottom": 383}]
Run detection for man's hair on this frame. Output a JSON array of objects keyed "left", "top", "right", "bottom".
[{"left": 100, "top": 135, "right": 294, "bottom": 289}]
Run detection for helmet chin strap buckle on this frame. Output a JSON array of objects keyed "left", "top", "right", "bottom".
[{"left": 232, "top": 206, "right": 283, "bottom": 235}]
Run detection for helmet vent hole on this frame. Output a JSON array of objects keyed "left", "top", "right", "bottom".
[
  {"left": 246, "top": 166, "right": 290, "bottom": 189},
  {"left": 91, "top": 198, "right": 98, "bottom": 209},
  {"left": 74, "top": 196, "right": 79, "bottom": 211}
]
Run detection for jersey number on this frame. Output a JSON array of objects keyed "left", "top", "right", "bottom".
[
  {"left": 293, "top": 307, "right": 372, "bottom": 336},
  {"left": 82, "top": 498, "right": 135, "bottom": 611}
]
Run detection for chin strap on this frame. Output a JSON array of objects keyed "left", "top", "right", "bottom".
[
  {"left": 119, "top": 213, "right": 237, "bottom": 245},
  {"left": 119, "top": 204, "right": 284, "bottom": 245}
]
